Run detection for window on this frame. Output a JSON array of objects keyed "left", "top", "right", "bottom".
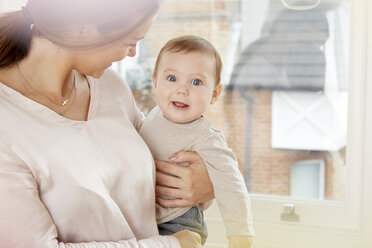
[
  {"left": 291, "top": 159, "right": 325, "bottom": 199},
  {"left": 112, "top": 0, "right": 365, "bottom": 247},
  {"left": 115, "top": 0, "right": 349, "bottom": 202}
]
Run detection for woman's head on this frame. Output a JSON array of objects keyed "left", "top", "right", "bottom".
[
  {"left": 72, "top": 16, "right": 155, "bottom": 78},
  {"left": 0, "top": 0, "right": 161, "bottom": 68},
  {"left": 25, "top": 0, "right": 161, "bottom": 49}
]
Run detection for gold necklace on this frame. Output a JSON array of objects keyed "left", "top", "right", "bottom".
[
  {"left": 16, "top": 64, "right": 76, "bottom": 114},
  {"left": 58, "top": 79, "right": 76, "bottom": 116}
]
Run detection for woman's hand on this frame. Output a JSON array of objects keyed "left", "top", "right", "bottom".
[
  {"left": 155, "top": 151, "right": 214, "bottom": 208},
  {"left": 172, "top": 230, "right": 202, "bottom": 248}
]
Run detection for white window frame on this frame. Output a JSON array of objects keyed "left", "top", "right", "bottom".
[
  {"left": 244, "top": 0, "right": 371, "bottom": 247},
  {"left": 206, "top": 1, "right": 371, "bottom": 247}
]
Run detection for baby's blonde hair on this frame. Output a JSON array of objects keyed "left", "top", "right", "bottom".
[{"left": 153, "top": 35, "right": 223, "bottom": 85}]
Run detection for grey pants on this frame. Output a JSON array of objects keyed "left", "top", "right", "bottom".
[{"left": 158, "top": 206, "right": 208, "bottom": 245}]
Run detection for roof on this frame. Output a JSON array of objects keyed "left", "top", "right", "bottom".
[{"left": 229, "top": 7, "right": 329, "bottom": 91}]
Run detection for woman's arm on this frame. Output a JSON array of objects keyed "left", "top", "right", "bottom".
[
  {"left": 0, "top": 142, "right": 184, "bottom": 248},
  {"left": 155, "top": 151, "right": 215, "bottom": 208}
]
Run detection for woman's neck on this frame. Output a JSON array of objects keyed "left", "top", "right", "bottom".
[{"left": 17, "top": 37, "right": 74, "bottom": 101}]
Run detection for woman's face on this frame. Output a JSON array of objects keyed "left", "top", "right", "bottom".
[{"left": 72, "top": 16, "right": 155, "bottom": 78}]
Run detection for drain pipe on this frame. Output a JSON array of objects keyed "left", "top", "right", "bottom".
[{"left": 239, "top": 89, "right": 254, "bottom": 190}]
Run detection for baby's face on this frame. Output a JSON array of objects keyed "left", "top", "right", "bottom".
[{"left": 153, "top": 51, "right": 219, "bottom": 124}]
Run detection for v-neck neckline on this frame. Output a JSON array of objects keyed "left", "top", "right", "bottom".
[{"left": 0, "top": 72, "right": 99, "bottom": 127}]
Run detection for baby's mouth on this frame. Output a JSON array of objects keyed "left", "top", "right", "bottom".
[{"left": 172, "top": 101, "right": 189, "bottom": 108}]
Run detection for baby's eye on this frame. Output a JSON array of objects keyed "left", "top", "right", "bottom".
[
  {"left": 191, "top": 79, "right": 202, "bottom": 86},
  {"left": 167, "top": 75, "right": 177, "bottom": 82}
]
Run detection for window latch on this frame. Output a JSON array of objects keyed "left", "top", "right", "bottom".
[{"left": 281, "top": 203, "right": 300, "bottom": 222}]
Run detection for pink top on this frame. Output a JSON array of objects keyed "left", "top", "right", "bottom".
[{"left": 0, "top": 70, "right": 180, "bottom": 248}]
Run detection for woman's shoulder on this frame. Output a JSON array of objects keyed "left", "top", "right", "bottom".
[
  {"left": 89, "top": 69, "right": 143, "bottom": 126},
  {"left": 100, "top": 68, "right": 123, "bottom": 80}
]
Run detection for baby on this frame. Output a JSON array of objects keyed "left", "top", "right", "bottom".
[{"left": 139, "top": 35, "right": 254, "bottom": 247}]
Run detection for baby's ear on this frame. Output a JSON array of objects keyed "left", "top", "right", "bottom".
[
  {"left": 152, "top": 74, "right": 158, "bottom": 88},
  {"left": 152, "top": 74, "right": 158, "bottom": 96},
  {"left": 210, "top": 84, "right": 222, "bottom": 104}
]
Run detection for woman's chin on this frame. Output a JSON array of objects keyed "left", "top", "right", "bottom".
[
  {"left": 89, "top": 64, "right": 112, "bottom": 78},
  {"left": 90, "top": 69, "right": 106, "bottom": 78}
]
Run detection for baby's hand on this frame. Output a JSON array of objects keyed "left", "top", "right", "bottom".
[{"left": 228, "top": 236, "right": 253, "bottom": 248}]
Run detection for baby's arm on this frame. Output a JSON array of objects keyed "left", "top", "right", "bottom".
[
  {"left": 228, "top": 236, "right": 253, "bottom": 248},
  {"left": 199, "top": 199, "right": 214, "bottom": 210},
  {"left": 194, "top": 131, "right": 255, "bottom": 240}
]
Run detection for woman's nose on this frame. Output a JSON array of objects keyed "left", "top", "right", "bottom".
[{"left": 127, "top": 46, "right": 136, "bottom": 57}]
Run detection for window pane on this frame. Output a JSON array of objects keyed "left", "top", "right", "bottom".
[
  {"left": 291, "top": 160, "right": 325, "bottom": 199},
  {"left": 114, "top": 0, "right": 350, "bottom": 201}
]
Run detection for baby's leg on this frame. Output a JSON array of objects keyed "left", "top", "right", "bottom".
[{"left": 158, "top": 206, "right": 208, "bottom": 245}]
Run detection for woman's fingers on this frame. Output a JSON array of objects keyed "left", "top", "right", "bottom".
[
  {"left": 156, "top": 170, "right": 182, "bottom": 188},
  {"left": 155, "top": 151, "right": 215, "bottom": 207},
  {"left": 156, "top": 184, "right": 181, "bottom": 198},
  {"left": 155, "top": 159, "right": 186, "bottom": 178},
  {"left": 155, "top": 184, "right": 194, "bottom": 207},
  {"left": 155, "top": 179, "right": 200, "bottom": 207},
  {"left": 155, "top": 181, "right": 195, "bottom": 203},
  {"left": 169, "top": 151, "right": 202, "bottom": 165},
  {"left": 156, "top": 196, "right": 192, "bottom": 208}
]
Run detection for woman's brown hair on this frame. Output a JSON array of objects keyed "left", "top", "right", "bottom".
[
  {"left": 0, "top": 0, "right": 162, "bottom": 69},
  {"left": 0, "top": 11, "right": 32, "bottom": 68}
]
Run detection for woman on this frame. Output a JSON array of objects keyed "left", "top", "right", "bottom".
[{"left": 0, "top": 0, "right": 214, "bottom": 247}]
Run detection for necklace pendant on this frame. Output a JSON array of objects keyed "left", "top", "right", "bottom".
[{"left": 62, "top": 99, "right": 69, "bottom": 106}]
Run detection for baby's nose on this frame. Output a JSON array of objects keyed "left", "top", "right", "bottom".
[{"left": 176, "top": 84, "right": 188, "bottom": 95}]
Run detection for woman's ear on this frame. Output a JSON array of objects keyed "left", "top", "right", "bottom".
[
  {"left": 77, "top": 27, "right": 86, "bottom": 36},
  {"left": 70, "top": 25, "right": 96, "bottom": 37},
  {"left": 210, "top": 84, "right": 222, "bottom": 104}
]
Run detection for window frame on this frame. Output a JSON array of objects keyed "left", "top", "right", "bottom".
[{"left": 247, "top": 0, "right": 367, "bottom": 245}]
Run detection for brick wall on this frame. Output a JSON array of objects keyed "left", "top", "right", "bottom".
[
  {"left": 143, "top": 0, "right": 235, "bottom": 70},
  {"left": 208, "top": 89, "right": 346, "bottom": 199}
]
